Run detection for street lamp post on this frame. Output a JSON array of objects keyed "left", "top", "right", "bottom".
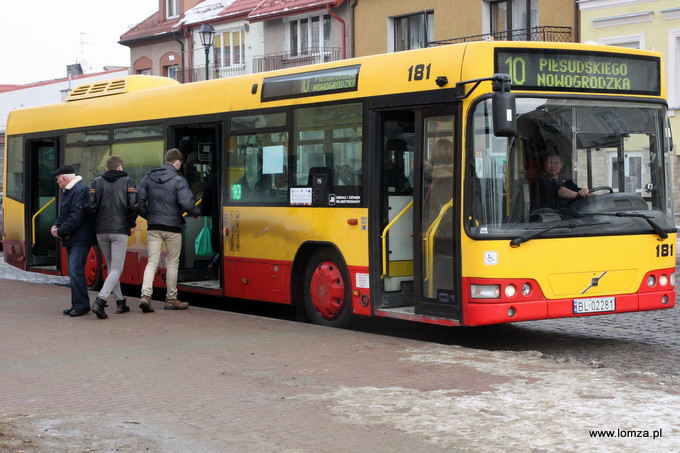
[{"left": 198, "top": 24, "right": 216, "bottom": 81}]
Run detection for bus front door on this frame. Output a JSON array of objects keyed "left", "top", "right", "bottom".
[
  {"left": 26, "top": 139, "right": 59, "bottom": 268},
  {"left": 414, "top": 110, "right": 459, "bottom": 320}
]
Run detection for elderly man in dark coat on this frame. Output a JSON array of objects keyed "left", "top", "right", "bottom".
[{"left": 51, "top": 165, "right": 96, "bottom": 317}]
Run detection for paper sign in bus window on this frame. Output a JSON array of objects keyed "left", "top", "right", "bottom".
[{"left": 263, "top": 145, "right": 284, "bottom": 174}]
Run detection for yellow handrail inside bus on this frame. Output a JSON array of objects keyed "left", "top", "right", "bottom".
[
  {"left": 32, "top": 197, "right": 56, "bottom": 246},
  {"left": 380, "top": 200, "right": 413, "bottom": 279},
  {"left": 182, "top": 198, "right": 202, "bottom": 217},
  {"left": 423, "top": 199, "right": 454, "bottom": 297}
]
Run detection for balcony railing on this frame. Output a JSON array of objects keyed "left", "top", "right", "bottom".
[
  {"left": 428, "top": 26, "right": 573, "bottom": 47},
  {"left": 175, "top": 65, "right": 248, "bottom": 83},
  {"left": 252, "top": 48, "right": 342, "bottom": 73}
]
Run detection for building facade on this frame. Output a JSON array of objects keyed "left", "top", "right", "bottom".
[
  {"left": 121, "top": 0, "right": 578, "bottom": 83},
  {"left": 579, "top": 0, "right": 680, "bottom": 222},
  {"left": 353, "top": 0, "right": 578, "bottom": 56}
]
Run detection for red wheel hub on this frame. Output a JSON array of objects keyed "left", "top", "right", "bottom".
[
  {"left": 309, "top": 261, "right": 345, "bottom": 320},
  {"left": 85, "top": 247, "right": 99, "bottom": 287}
]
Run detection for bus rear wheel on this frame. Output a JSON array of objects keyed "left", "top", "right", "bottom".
[{"left": 303, "top": 249, "right": 352, "bottom": 328}]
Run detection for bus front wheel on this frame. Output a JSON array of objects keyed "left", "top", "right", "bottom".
[{"left": 303, "top": 249, "right": 352, "bottom": 328}]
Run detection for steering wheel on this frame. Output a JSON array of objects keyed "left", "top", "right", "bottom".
[{"left": 588, "top": 186, "right": 613, "bottom": 194}]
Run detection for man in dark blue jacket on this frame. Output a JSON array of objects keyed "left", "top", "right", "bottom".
[
  {"left": 137, "top": 149, "right": 200, "bottom": 312},
  {"left": 51, "top": 165, "right": 96, "bottom": 317}
]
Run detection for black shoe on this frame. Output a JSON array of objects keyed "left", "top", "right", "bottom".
[
  {"left": 92, "top": 297, "right": 108, "bottom": 319},
  {"left": 116, "top": 299, "right": 130, "bottom": 314},
  {"left": 63, "top": 307, "right": 74, "bottom": 315},
  {"left": 68, "top": 308, "right": 90, "bottom": 317}
]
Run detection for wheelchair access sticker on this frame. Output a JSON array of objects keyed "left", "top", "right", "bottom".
[{"left": 484, "top": 251, "right": 498, "bottom": 265}]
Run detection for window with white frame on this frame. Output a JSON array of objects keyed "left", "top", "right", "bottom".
[
  {"left": 599, "top": 34, "right": 644, "bottom": 49},
  {"left": 288, "top": 14, "right": 332, "bottom": 57},
  {"left": 214, "top": 29, "right": 246, "bottom": 68},
  {"left": 166, "top": 0, "right": 179, "bottom": 19},
  {"left": 393, "top": 11, "right": 434, "bottom": 52}
]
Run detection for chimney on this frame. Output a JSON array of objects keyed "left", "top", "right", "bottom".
[{"left": 67, "top": 63, "right": 84, "bottom": 78}]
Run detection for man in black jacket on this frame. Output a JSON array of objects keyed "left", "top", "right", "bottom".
[
  {"left": 51, "top": 165, "right": 96, "bottom": 317},
  {"left": 137, "top": 148, "right": 200, "bottom": 312},
  {"left": 87, "top": 156, "right": 138, "bottom": 319}
]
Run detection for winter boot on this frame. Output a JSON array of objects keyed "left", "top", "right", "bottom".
[
  {"left": 139, "top": 295, "right": 154, "bottom": 313},
  {"left": 116, "top": 298, "right": 130, "bottom": 314},
  {"left": 92, "top": 297, "right": 109, "bottom": 319},
  {"left": 164, "top": 299, "right": 190, "bottom": 310}
]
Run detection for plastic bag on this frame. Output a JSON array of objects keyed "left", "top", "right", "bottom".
[{"left": 194, "top": 218, "right": 214, "bottom": 256}]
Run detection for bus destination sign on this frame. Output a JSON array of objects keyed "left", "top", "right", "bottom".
[
  {"left": 262, "top": 65, "right": 360, "bottom": 102},
  {"left": 495, "top": 48, "right": 660, "bottom": 96}
]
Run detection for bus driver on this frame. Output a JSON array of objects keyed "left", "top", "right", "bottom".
[{"left": 531, "top": 149, "right": 590, "bottom": 212}]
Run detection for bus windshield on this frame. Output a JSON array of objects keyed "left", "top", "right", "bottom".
[{"left": 467, "top": 97, "right": 674, "bottom": 239}]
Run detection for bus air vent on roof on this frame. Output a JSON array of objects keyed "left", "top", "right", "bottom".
[{"left": 66, "top": 76, "right": 181, "bottom": 102}]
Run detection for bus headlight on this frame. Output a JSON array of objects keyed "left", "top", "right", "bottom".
[
  {"left": 659, "top": 274, "right": 669, "bottom": 287},
  {"left": 471, "top": 284, "right": 500, "bottom": 299},
  {"left": 521, "top": 283, "right": 532, "bottom": 296},
  {"left": 647, "top": 275, "right": 656, "bottom": 287},
  {"left": 504, "top": 285, "right": 517, "bottom": 298}
]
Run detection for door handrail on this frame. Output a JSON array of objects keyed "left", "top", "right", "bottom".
[
  {"left": 182, "top": 198, "right": 202, "bottom": 217},
  {"left": 423, "top": 198, "right": 454, "bottom": 297},
  {"left": 32, "top": 197, "right": 56, "bottom": 246},
  {"left": 380, "top": 200, "right": 413, "bottom": 278}
]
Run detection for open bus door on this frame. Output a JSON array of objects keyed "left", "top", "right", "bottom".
[
  {"left": 376, "top": 108, "right": 460, "bottom": 322},
  {"left": 171, "top": 124, "right": 223, "bottom": 293},
  {"left": 414, "top": 108, "right": 460, "bottom": 320},
  {"left": 25, "top": 139, "right": 59, "bottom": 269}
]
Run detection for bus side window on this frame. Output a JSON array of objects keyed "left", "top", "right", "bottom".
[{"left": 228, "top": 134, "right": 288, "bottom": 204}]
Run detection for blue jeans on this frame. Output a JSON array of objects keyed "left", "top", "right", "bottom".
[{"left": 67, "top": 245, "right": 91, "bottom": 311}]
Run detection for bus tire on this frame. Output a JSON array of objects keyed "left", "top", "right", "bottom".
[
  {"left": 85, "top": 245, "right": 103, "bottom": 291},
  {"left": 303, "top": 249, "right": 352, "bottom": 328}
]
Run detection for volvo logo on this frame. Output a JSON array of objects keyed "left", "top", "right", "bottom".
[{"left": 581, "top": 271, "right": 608, "bottom": 294}]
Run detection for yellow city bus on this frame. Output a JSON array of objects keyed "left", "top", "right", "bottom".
[{"left": 2, "top": 41, "right": 676, "bottom": 327}]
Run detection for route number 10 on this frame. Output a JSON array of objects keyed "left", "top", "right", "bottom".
[{"left": 504, "top": 56, "right": 526, "bottom": 85}]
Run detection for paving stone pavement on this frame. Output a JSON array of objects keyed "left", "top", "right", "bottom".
[{"left": 0, "top": 277, "right": 678, "bottom": 453}]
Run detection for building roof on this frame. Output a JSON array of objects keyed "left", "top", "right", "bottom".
[
  {"left": 0, "top": 85, "right": 23, "bottom": 93},
  {"left": 120, "top": 0, "right": 346, "bottom": 44},
  {"left": 119, "top": 10, "right": 183, "bottom": 44},
  {"left": 247, "top": 0, "right": 345, "bottom": 22}
]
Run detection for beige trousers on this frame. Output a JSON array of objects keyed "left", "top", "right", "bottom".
[{"left": 141, "top": 230, "right": 182, "bottom": 300}]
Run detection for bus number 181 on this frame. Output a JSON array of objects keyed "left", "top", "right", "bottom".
[{"left": 408, "top": 64, "right": 431, "bottom": 81}]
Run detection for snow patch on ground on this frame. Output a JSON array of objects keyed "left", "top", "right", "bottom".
[{"left": 306, "top": 344, "right": 679, "bottom": 452}]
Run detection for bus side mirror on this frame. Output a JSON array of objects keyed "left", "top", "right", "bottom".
[{"left": 492, "top": 91, "right": 516, "bottom": 137}]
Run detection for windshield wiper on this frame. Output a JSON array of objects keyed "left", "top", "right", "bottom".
[
  {"left": 510, "top": 222, "right": 609, "bottom": 247},
  {"left": 581, "top": 211, "right": 669, "bottom": 239}
]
